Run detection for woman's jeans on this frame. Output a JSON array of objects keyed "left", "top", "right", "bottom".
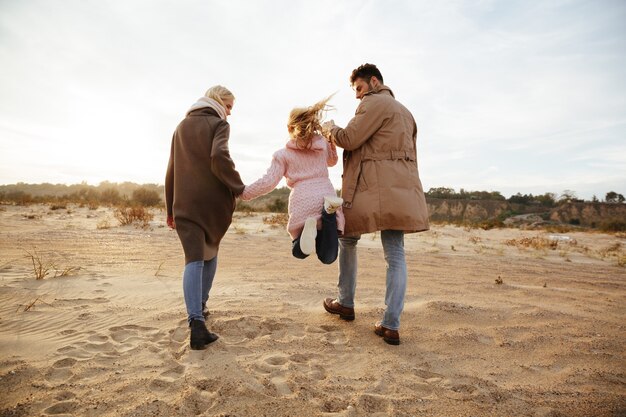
[
  {"left": 183, "top": 257, "right": 217, "bottom": 324},
  {"left": 337, "top": 230, "right": 407, "bottom": 330},
  {"left": 292, "top": 210, "right": 338, "bottom": 264}
]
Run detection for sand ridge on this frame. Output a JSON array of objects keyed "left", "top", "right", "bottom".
[{"left": 0, "top": 204, "right": 625, "bottom": 416}]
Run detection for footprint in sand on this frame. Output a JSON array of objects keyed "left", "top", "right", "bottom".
[
  {"left": 160, "top": 364, "right": 186, "bottom": 381},
  {"left": 211, "top": 316, "right": 289, "bottom": 340},
  {"left": 87, "top": 334, "right": 108, "bottom": 343},
  {"left": 414, "top": 368, "right": 444, "bottom": 383},
  {"left": 170, "top": 326, "right": 188, "bottom": 344},
  {"left": 246, "top": 351, "right": 328, "bottom": 398},
  {"left": 356, "top": 393, "right": 390, "bottom": 414},
  {"left": 43, "top": 400, "right": 79, "bottom": 415},
  {"left": 317, "top": 325, "right": 347, "bottom": 346},
  {"left": 149, "top": 364, "right": 186, "bottom": 392},
  {"left": 251, "top": 353, "right": 290, "bottom": 374},
  {"left": 54, "top": 391, "right": 76, "bottom": 401},
  {"left": 45, "top": 358, "right": 78, "bottom": 384}
]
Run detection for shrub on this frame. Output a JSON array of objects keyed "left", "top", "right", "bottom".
[
  {"left": 599, "top": 220, "right": 626, "bottom": 232},
  {"left": 267, "top": 197, "right": 287, "bottom": 213},
  {"left": 114, "top": 205, "right": 154, "bottom": 227},
  {"left": 100, "top": 188, "right": 122, "bottom": 205},
  {"left": 132, "top": 187, "right": 161, "bottom": 207},
  {"left": 236, "top": 201, "right": 255, "bottom": 212},
  {"left": 6, "top": 191, "right": 33, "bottom": 205}
]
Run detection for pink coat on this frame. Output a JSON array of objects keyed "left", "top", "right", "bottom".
[{"left": 242, "top": 135, "right": 345, "bottom": 239}]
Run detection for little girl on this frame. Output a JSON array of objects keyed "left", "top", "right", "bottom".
[{"left": 241, "top": 97, "right": 344, "bottom": 264}]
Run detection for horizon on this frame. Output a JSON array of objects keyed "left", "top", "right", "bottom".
[
  {"left": 0, "top": 180, "right": 621, "bottom": 201},
  {"left": 1, "top": 1, "right": 625, "bottom": 200}
]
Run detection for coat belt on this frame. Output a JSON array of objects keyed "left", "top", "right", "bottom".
[
  {"left": 361, "top": 150, "right": 416, "bottom": 161},
  {"left": 342, "top": 149, "right": 416, "bottom": 208}
]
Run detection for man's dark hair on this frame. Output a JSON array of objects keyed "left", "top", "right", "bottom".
[{"left": 350, "top": 63, "right": 383, "bottom": 85}]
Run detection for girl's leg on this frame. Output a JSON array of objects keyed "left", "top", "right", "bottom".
[
  {"left": 316, "top": 210, "right": 338, "bottom": 264},
  {"left": 292, "top": 238, "right": 309, "bottom": 259},
  {"left": 183, "top": 260, "right": 204, "bottom": 324},
  {"left": 201, "top": 257, "right": 217, "bottom": 312}
]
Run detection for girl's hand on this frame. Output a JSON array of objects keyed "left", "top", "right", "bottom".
[{"left": 167, "top": 215, "right": 176, "bottom": 229}]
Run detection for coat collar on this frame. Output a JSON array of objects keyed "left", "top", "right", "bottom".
[
  {"left": 364, "top": 84, "right": 395, "bottom": 99},
  {"left": 187, "top": 107, "right": 220, "bottom": 118}
]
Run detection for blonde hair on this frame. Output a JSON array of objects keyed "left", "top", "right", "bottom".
[
  {"left": 288, "top": 96, "right": 333, "bottom": 149},
  {"left": 205, "top": 85, "right": 235, "bottom": 108}
]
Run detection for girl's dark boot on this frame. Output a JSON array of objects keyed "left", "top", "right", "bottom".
[{"left": 189, "top": 319, "right": 218, "bottom": 350}]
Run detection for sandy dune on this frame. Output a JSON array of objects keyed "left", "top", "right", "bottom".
[{"left": 0, "top": 204, "right": 625, "bottom": 416}]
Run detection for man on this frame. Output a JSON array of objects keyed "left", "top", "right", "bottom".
[{"left": 322, "top": 63, "right": 429, "bottom": 345}]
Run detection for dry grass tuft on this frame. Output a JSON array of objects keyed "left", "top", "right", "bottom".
[
  {"left": 232, "top": 223, "right": 246, "bottom": 235},
  {"left": 57, "top": 266, "right": 82, "bottom": 277},
  {"left": 154, "top": 261, "right": 165, "bottom": 277},
  {"left": 97, "top": 218, "right": 112, "bottom": 229},
  {"left": 504, "top": 236, "right": 558, "bottom": 250},
  {"left": 262, "top": 213, "right": 288, "bottom": 227},
  {"left": 23, "top": 248, "right": 81, "bottom": 280},
  {"left": 24, "top": 249, "right": 55, "bottom": 280},
  {"left": 598, "top": 242, "right": 621, "bottom": 258},
  {"left": 115, "top": 205, "right": 154, "bottom": 228},
  {"left": 468, "top": 236, "right": 481, "bottom": 244},
  {"left": 18, "top": 297, "right": 52, "bottom": 312}
]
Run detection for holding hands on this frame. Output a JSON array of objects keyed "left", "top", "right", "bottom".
[{"left": 322, "top": 119, "right": 337, "bottom": 142}]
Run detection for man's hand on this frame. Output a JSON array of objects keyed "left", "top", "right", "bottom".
[{"left": 167, "top": 215, "right": 176, "bottom": 229}]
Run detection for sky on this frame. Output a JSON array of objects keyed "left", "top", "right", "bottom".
[{"left": 0, "top": 0, "right": 625, "bottom": 200}]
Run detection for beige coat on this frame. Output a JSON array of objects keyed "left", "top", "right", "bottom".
[
  {"left": 165, "top": 107, "right": 245, "bottom": 263},
  {"left": 330, "top": 85, "right": 429, "bottom": 237}
]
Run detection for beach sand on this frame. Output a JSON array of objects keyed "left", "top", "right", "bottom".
[{"left": 0, "top": 204, "right": 624, "bottom": 416}]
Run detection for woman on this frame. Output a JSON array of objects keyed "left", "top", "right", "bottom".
[{"left": 165, "top": 85, "right": 244, "bottom": 350}]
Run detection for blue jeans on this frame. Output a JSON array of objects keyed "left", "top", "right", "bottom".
[
  {"left": 183, "top": 257, "right": 217, "bottom": 324},
  {"left": 337, "top": 230, "right": 407, "bottom": 330}
]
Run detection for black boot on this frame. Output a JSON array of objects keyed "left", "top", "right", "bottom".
[{"left": 189, "top": 319, "right": 219, "bottom": 350}]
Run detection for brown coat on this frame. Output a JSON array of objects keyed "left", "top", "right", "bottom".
[
  {"left": 330, "top": 85, "right": 429, "bottom": 237},
  {"left": 165, "top": 107, "right": 245, "bottom": 264}
]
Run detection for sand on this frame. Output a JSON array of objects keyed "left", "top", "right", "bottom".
[{"left": 0, "top": 204, "right": 624, "bottom": 417}]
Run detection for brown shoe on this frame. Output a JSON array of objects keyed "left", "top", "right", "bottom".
[
  {"left": 374, "top": 323, "right": 400, "bottom": 345},
  {"left": 323, "top": 298, "right": 355, "bottom": 321}
]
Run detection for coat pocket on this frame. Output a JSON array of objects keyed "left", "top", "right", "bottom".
[{"left": 357, "top": 163, "right": 369, "bottom": 192}]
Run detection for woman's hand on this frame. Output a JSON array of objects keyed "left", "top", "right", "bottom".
[{"left": 167, "top": 215, "right": 176, "bottom": 229}]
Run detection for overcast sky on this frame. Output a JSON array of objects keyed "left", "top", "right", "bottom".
[{"left": 0, "top": 0, "right": 624, "bottom": 199}]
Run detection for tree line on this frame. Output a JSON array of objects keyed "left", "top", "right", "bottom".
[
  {"left": 0, "top": 182, "right": 623, "bottom": 208},
  {"left": 425, "top": 187, "right": 624, "bottom": 206}
]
